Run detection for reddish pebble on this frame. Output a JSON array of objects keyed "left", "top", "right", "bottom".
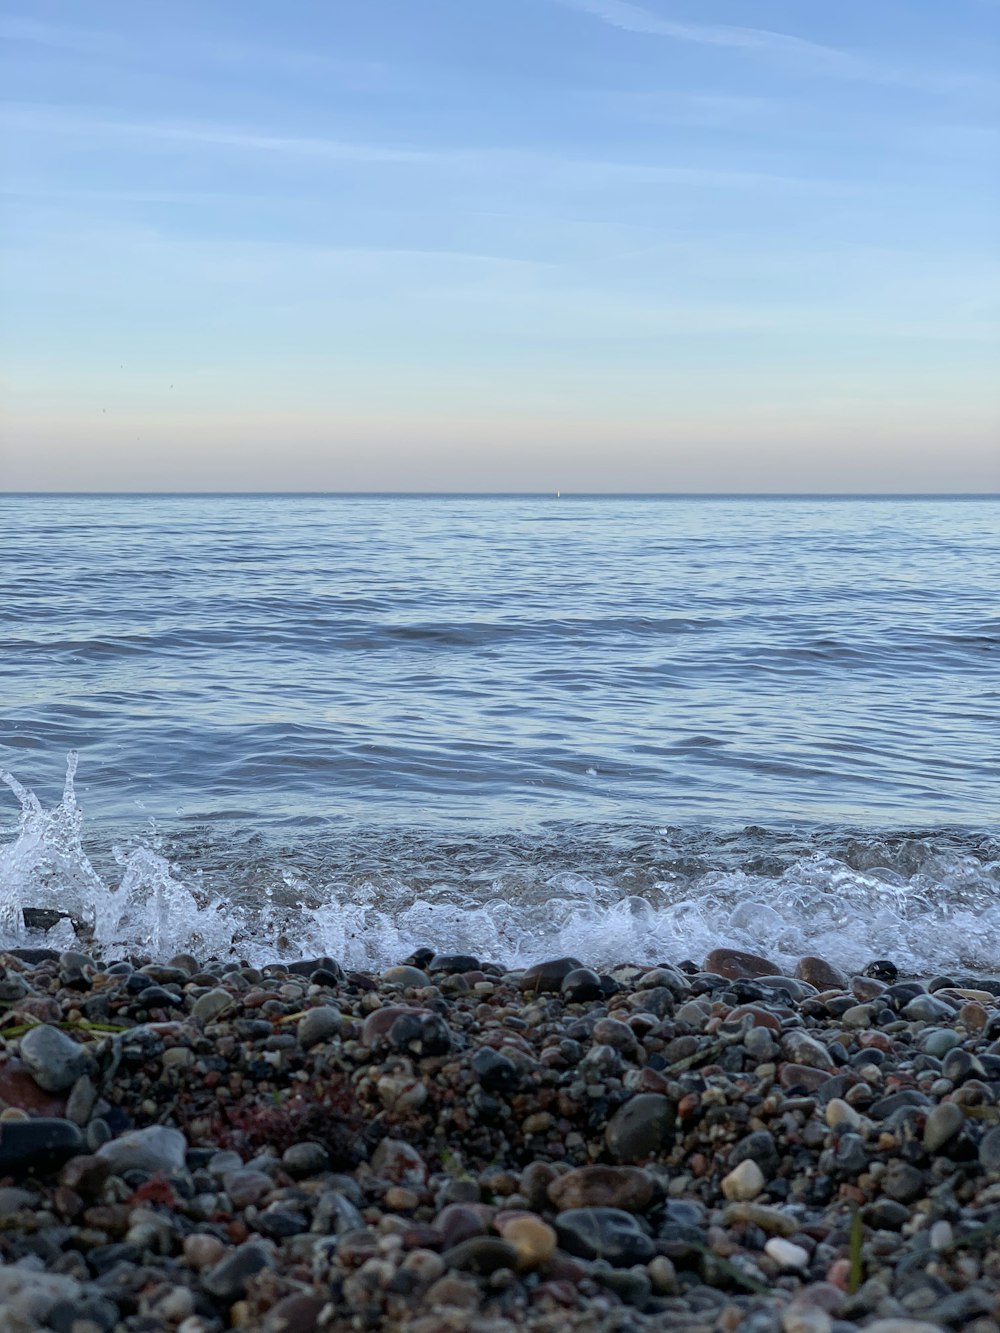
[{"left": 704, "top": 948, "right": 778, "bottom": 980}]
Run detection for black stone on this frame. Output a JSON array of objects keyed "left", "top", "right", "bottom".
[
  {"left": 471, "top": 1047, "right": 520, "bottom": 1092},
  {"left": 555, "top": 1208, "right": 656, "bottom": 1266},
  {"left": 0, "top": 1118, "right": 84, "bottom": 1176},
  {"left": 729, "top": 1130, "right": 779, "bottom": 1179},
  {"left": 428, "top": 953, "right": 480, "bottom": 974},
  {"left": 561, "top": 967, "right": 603, "bottom": 1003},
  {"left": 862, "top": 960, "right": 898, "bottom": 982},
  {"left": 286, "top": 956, "right": 344, "bottom": 980}
]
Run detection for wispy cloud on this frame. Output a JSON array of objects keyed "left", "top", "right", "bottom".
[
  {"left": 548, "top": 0, "right": 997, "bottom": 98},
  {"left": 0, "top": 102, "right": 848, "bottom": 195}
]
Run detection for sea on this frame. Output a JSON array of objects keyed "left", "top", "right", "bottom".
[{"left": 1, "top": 493, "right": 998, "bottom": 975}]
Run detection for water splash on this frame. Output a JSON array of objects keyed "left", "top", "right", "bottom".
[{"left": 2, "top": 757, "right": 999, "bottom": 974}]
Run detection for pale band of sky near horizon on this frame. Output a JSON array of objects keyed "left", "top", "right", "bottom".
[{"left": 0, "top": 0, "right": 998, "bottom": 492}]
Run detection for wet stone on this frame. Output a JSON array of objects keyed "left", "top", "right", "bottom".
[
  {"left": 428, "top": 953, "right": 480, "bottom": 974},
  {"left": 519, "top": 957, "right": 584, "bottom": 993},
  {"left": 704, "top": 948, "right": 778, "bottom": 980},
  {"left": 554, "top": 1207, "right": 655, "bottom": 1266},
  {"left": 561, "top": 967, "right": 603, "bottom": 1002},
  {"left": 795, "top": 957, "right": 848, "bottom": 991},
  {"left": 191, "top": 988, "right": 234, "bottom": 1023}
]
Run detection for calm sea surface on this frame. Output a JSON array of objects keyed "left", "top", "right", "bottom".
[{"left": 1, "top": 494, "right": 998, "bottom": 971}]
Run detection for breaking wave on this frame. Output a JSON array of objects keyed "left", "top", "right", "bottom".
[{"left": 2, "top": 756, "right": 999, "bottom": 976}]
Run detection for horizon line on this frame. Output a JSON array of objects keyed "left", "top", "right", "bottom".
[{"left": 3, "top": 490, "right": 999, "bottom": 500}]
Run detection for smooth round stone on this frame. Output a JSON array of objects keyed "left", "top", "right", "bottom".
[
  {"left": 795, "top": 956, "right": 849, "bottom": 990},
  {"left": 842, "top": 1004, "right": 876, "bottom": 1029},
  {"left": 471, "top": 1048, "right": 520, "bottom": 1092},
  {"left": 561, "top": 968, "right": 603, "bottom": 1003},
  {"left": 703, "top": 948, "right": 777, "bottom": 980},
  {"left": 382, "top": 966, "right": 431, "bottom": 989},
  {"left": 863, "top": 1322, "right": 954, "bottom": 1333},
  {"left": 722, "top": 1159, "right": 765, "bottom": 1201},
  {"left": 547, "top": 1166, "right": 654, "bottom": 1212},
  {"left": 979, "top": 1126, "right": 1000, "bottom": 1175},
  {"left": 519, "top": 957, "right": 584, "bottom": 993},
  {"left": 880, "top": 1161, "right": 925, "bottom": 1204},
  {"left": 497, "top": 1215, "right": 556, "bottom": 1270},
  {"left": 919, "top": 1028, "right": 961, "bottom": 1058},
  {"left": 297, "top": 1006, "right": 341, "bottom": 1049},
  {"left": 183, "top": 1233, "right": 228, "bottom": 1269},
  {"left": 825, "top": 1099, "right": 861, "bottom": 1132},
  {"left": 781, "top": 1031, "right": 835, "bottom": 1070},
  {"left": 203, "top": 1241, "right": 274, "bottom": 1301},
  {"left": 282, "top": 1141, "right": 331, "bottom": 1178},
  {"left": 96, "top": 1126, "right": 187, "bottom": 1177},
  {"left": 722, "top": 1203, "right": 797, "bottom": 1236},
  {"left": 605, "top": 1094, "right": 675, "bottom": 1163},
  {"left": 222, "top": 1168, "right": 273, "bottom": 1208},
  {"left": 440, "top": 1237, "right": 519, "bottom": 1275},
  {"left": 729, "top": 1130, "right": 779, "bottom": 1178},
  {"left": 0, "top": 1117, "right": 84, "bottom": 1175},
  {"left": 903, "top": 994, "right": 955, "bottom": 1023},
  {"left": 922, "top": 1101, "right": 965, "bottom": 1153},
  {"left": 765, "top": 1238, "right": 809, "bottom": 1269},
  {"left": 19, "top": 1024, "right": 93, "bottom": 1093},
  {"left": 428, "top": 954, "right": 480, "bottom": 974},
  {"left": 191, "top": 989, "right": 234, "bottom": 1023},
  {"left": 554, "top": 1207, "right": 655, "bottom": 1266}
]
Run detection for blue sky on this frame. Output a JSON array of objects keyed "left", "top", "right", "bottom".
[{"left": 1, "top": 0, "right": 998, "bottom": 490}]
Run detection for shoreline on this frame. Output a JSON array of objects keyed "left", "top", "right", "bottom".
[{"left": 1, "top": 944, "right": 999, "bottom": 1332}]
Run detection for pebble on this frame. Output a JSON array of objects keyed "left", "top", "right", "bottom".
[
  {"left": 922, "top": 1100, "right": 965, "bottom": 1152},
  {"left": 722, "top": 1159, "right": 766, "bottom": 1201},
  {"left": 18, "top": 1024, "right": 93, "bottom": 1092},
  {"left": 547, "top": 1165, "right": 654, "bottom": 1212},
  {"left": 1, "top": 943, "right": 998, "bottom": 1333},
  {"left": 765, "top": 1238, "right": 810, "bottom": 1269},
  {"left": 554, "top": 1207, "right": 656, "bottom": 1265},
  {"left": 96, "top": 1125, "right": 187, "bottom": 1176},
  {"left": 604, "top": 1094, "right": 674, "bottom": 1162}
]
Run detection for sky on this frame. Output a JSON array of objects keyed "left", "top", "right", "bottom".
[{"left": 1, "top": 0, "right": 998, "bottom": 492}]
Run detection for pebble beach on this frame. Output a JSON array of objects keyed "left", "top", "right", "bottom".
[{"left": 1, "top": 944, "right": 999, "bottom": 1333}]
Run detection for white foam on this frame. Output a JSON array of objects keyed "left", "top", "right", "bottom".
[{"left": 2, "top": 756, "right": 999, "bottom": 974}]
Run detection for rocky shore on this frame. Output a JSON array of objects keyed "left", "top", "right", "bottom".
[{"left": 1, "top": 944, "right": 999, "bottom": 1333}]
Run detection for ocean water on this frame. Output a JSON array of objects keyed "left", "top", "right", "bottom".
[{"left": 1, "top": 493, "right": 998, "bottom": 973}]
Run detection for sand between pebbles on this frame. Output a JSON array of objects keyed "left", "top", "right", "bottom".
[{"left": 1, "top": 944, "right": 1000, "bottom": 1333}]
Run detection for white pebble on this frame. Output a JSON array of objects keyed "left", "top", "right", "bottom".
[
  {"left": 765, "top": 1238, "right": 810, "bottom": 1269},
  {"left": 721, "top": 1159, "right": 765, "bottom": 1201}
]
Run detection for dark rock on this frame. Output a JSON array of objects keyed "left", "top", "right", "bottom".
[
  {"left": 428, "top": 954, "right": 480, "bottom": 974},
  {"left": 0, "top": 1118, "right": 84, "bottom": 1175},
  {"left": 519, "top": 957, "right": 584, "bottom": 993},
  {"left": 203, "top": 1240, "right": 274, "bottom": 1301},
  {"left": 262, "top": 1294, "right": 329, "bottom": 1333},
  {"left": 729, "top": 1131, "right": 779, "bottom": 1179},
  {"left": 869, "top": 1090, "right": 931, "bottom": 1119},
  {"left": 605, "top": 1094, "right": 675, "bottom": 1162},
  {"left": 862, "top": 1198, "right": 911, "bottom": 1230},
  {"left": 881, "top": 1161, "right": 926, "bottom": 1203},
  {"left": 795, "top": 956, "right": 849, "bottom": 990},
  {"left": 548, "top": 1165, "right": 655, "bottom": 1212},
  {"left": 555, "top": 1207, "right": 655, "bottom": 1266},
  {"left": 980, "top": 1126, "right": 1000, "bottom": 1175},
  {"left": 862, "top": 960, "right": 898, "bottom": 982},
  {"left": 286, "top": 956, "right": 344, "bottom": 981},
  {"left": 561, "top": 967, "right": 603, "bottom": 1003},
  {"left": 441, "top": 1237, "right": 519, "bottom": 1274},
  {"left": 388, "top": 1010, "right": 452, "bottom": 1057},
  {"left": 471, "top": 1047, "right": 520, "bottom": 1092},
  {"left": 703, "top": 948, "right": 777, "bottom": 980}
]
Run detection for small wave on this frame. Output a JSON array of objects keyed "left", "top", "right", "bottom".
[{"left": 1, "top": 757, "right": 999, "bottom": 974}]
